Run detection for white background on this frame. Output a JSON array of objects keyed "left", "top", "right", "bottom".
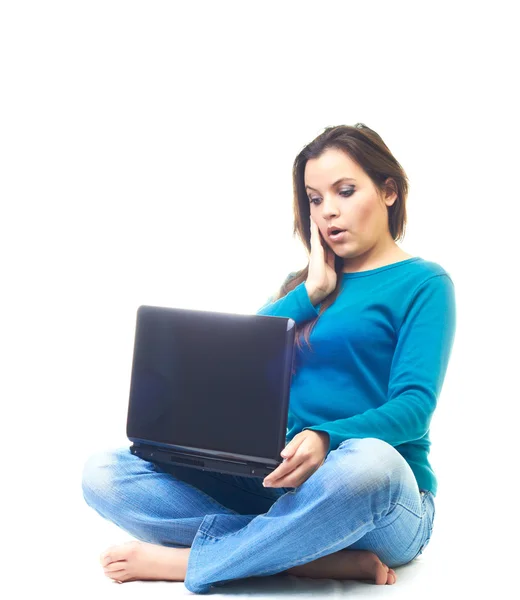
[{"left": 1, "top": 1, "right": 518, "bottom": 597}]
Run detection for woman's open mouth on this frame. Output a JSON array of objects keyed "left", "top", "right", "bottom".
[{"left": 328, "top": 230, "right": 347, "bottom": 242}]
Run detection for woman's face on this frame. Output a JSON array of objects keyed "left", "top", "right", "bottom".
[{"left": 304, "top": 148, "right": 397, "bottom": 268}]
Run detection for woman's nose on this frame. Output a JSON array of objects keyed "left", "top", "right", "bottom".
[{"left": 321, "top": 200, "right": 339, "bottom": 218}]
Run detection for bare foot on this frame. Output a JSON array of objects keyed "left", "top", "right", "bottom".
[
  {"left": 100, "top": 541, "right": 190, "bottom": 584},
  {"left": 285, "top": 549, "right": 397, "bottom": 585}
]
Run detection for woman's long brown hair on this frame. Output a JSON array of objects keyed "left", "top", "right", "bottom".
[{"left": 269, "top": 123, "right": 410, "bottom": 359}]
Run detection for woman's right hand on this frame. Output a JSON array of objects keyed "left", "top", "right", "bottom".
[{"left": 306, "top": 216, "right": 338, "bottom": 303}]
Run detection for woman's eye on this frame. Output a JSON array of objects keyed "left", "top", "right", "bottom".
[{"left": 309, "top": 188, "right": 354, "bottom": 204}]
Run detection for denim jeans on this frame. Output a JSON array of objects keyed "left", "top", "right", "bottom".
[{"left": 81, "top": 437, "right": 435, "bottom": 594}]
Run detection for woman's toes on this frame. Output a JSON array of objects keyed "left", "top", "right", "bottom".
[
  {"left": 100, "top": 545, "right": 119, "bottom": 566},
  {"left": 387, "top": 568, "right": 397, "bottom": 584},
  {"left": 100, "top": 541, "right": 140, "bottom": 567},
  {"left": 104, "top": 561, "right": 125, "bottom": 575},
  {"left": 374, "top": 562, "right": 389, "bottom": 585},
  {"left": 376, "top": 562, "right": 398, "bottom": 585}
]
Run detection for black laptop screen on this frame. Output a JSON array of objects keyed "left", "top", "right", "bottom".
[{"left": 126, "top": 306, "right": 293, "bottom": 460}]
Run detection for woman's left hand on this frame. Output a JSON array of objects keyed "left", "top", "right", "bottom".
[{"left": 263, "top": 430, "right": 330, "bottom": 488}]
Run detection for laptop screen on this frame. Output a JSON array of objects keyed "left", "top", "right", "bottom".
[{"left": 127, "top": 306, "right": 293, "bottom": 460}]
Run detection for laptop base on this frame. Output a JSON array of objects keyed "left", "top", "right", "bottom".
[{"left": 130, "top": 443, "right": 278, "bottom": 479}]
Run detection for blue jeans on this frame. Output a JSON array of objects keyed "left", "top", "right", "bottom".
[{"left": 81, "top": 437, "right": 435, "bottom": 594}]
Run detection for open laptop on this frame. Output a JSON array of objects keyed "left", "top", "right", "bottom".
[{"left": 127, "top": 304, "right": 296, "bottom": 478}]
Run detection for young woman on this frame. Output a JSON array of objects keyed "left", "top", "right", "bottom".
[{"left": 82, "top": 123, "right": 456, "bottom": 594}]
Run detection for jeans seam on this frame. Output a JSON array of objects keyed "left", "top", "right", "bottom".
[
  {"left": 199, "top": 512, "right": 258, "bottom": 540},
  {"left": 393, "top": 501, "right": 422, "bottom": 520},
  {"left": 185, "top": 520, "right": 210, "bottom": 590}
]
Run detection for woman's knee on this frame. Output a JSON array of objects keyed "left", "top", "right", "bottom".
[
  {"left": 326, "top": 437, "right": 409, "bottom": 492},
  {"left": 339, "top": 437, "right": 402, "bottom": 463},
  {"left": 81, "top": 447, "right": 130, "bottom": 499}
]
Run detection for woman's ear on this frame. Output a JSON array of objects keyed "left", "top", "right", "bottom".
[{"left": 383, "top": 178, "right": 398, "bottom": 206}]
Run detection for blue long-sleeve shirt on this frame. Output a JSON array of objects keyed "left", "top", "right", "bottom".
[{"left": 256, "top": 257, "right": 456, "bottom": 496}]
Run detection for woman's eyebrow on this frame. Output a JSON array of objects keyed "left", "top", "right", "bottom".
[{"left": 305, "top": 177, "right": 356, "bottom": 191}]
